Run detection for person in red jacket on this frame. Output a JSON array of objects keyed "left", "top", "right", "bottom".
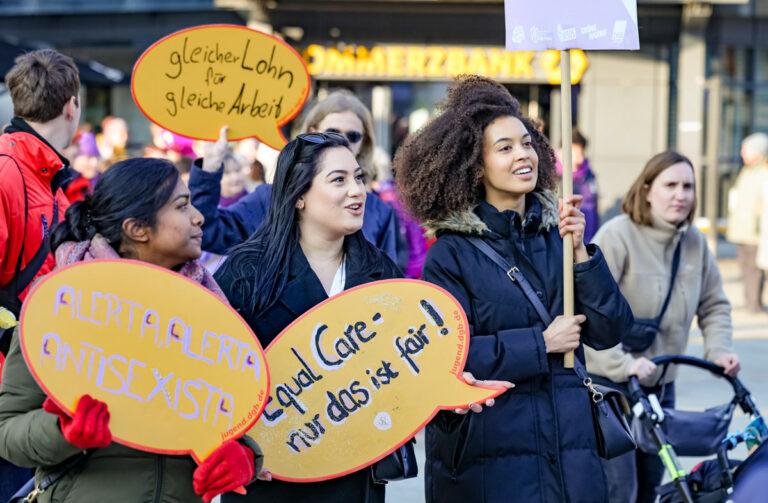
[
  {"left": 0, "top": 48, "right": 80, "bottom": 502},
  {"left": 0, "top": 49, "right": 79, "bottom": 320}
]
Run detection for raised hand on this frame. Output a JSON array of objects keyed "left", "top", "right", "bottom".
[{"left": 201, "top": 125, "right": 230, "bottom": 173}]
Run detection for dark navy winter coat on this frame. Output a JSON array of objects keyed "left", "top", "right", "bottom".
[
  {"left": 215, "top": 233, "right": 401, "bottom": 503},
  {"left": 422, "top": 192, "right": 633, "bottom": 503},
  {"left": 188, "top": 163, "right": 399, "bottom": 261}
]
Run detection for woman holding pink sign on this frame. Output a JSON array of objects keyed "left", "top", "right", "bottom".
[{"left": 0, "top": 158, "right": 262, "bottom": 502}]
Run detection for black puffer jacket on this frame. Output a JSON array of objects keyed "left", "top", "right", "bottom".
[{"left": 422, "top": 192, "right": 633, "bottom": 503}]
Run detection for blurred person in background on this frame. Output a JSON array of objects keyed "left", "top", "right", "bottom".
[
  {"left": 198, "top": 152, "right": 252, "bottom": 274},
  {"left": 145, "top": 124, "right": 196, "bottom": 161},
  {"left": 234, "top": 138, "right": 260, "bottom": 165},
  {"left": 727, "top": 132, "right": 768, "bottom": 313},
  {"left": 96, "top": 116, "right": 128, "bottom": 170},
  {"left": 372, "top": 146, "right": 427, "bottom": 278},
  {"left": 145, "top": 123, "right": 167, "bottom": 158},
  {"left": 557, "top": 129, "right": 599, "bottom": 243},
  {"left": 245, "top": 158, "right": 266, "bottom": 192},
  {"left": 164, "top": 131, "right": 197, "bottom": 164},
  {"left": 220, "top": 153, "right": 248, "bottom": 207},
  {"left": 228, "top": 136, "right": 265, "bottom": 192},
  {"left": 64, "top": 131, "right": 101, "bottom": 202}
]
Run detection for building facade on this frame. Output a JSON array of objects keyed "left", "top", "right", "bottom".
[
  {"left": 255, "top": 0, "right": 757, "bottom": 226},
  {"left": 1, "top": 0, "right": 766, "bottom": 225}
]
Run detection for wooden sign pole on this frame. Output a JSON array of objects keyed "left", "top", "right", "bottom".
[{"left": 560, "top": 49, "right": 575, "bottom": 369}]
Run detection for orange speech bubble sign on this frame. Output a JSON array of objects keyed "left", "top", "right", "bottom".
[
  {"left": 131, "top": 24, "right": 311, "bottom": 150},
  {"left": 248, "top": 279, "right": 504, "bottom": 482},
  {"left": 19, "top": 260, "right": 270, "bottom": 463}
]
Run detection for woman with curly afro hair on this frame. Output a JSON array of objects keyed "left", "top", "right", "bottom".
[{"left": 394, "top": 76, "right": 633, "bottom": 503}]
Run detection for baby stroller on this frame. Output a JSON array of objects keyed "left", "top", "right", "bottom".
[{"left": 627, "top": 355, "right": 767, "bottom": 503}]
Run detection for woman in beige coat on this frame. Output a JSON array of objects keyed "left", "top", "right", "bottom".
[{"left": 585, "top": 150, "right": 739, "bottom": 503}]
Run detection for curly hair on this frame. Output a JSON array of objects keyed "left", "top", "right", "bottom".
[{"left": 394, "top": 75, "right": 556, "bottom": 223}]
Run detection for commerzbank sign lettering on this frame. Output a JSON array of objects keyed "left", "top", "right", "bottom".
[{"left": 302, "top": 44, "right": 588, "bottom": 84}]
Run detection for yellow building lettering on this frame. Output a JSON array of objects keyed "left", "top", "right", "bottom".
[
  {"left": 302, "top": 44, "right": 588, "bottom": 84},
  {"left": 405, "top": 46, "right": 426, "bottom": 78},
  {"left": 465, "top": 48, "right": 488, "bottom": 77},
  {"left": 386, "top": 46, "right": 406, "bottom": 77},
  {"left": 512, "top": 51, "right": 536, "bottom": 80},
  {"left": 445, "top": 48, "right": 466, "bottom": 77},
  {"left": 425, "top": 47, "right": 445, "bottom": 78}
]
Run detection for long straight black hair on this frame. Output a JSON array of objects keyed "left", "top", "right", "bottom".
[{"left": 215, "top": 132, "right": 371, "bottom": 314}]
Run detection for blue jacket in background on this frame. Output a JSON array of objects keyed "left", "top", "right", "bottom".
[
  {"left": 188, "top": 162, "right": 399, "bottom": 261},
  {"left": 421, "top": 192, "right": 633, "bottom": 503}
]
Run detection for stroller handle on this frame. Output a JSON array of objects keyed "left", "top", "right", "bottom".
[
  {"left": 649, "top": 355, "right": 758, "bottom": 416},
  {"left": 650, "top": 355, "right": 727, "bottom": 378}
]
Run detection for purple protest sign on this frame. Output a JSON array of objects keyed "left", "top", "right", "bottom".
[{"left": 505, "top": 0, "right": 639, "bottom": 51}]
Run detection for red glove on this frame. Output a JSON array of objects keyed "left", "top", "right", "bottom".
[
  {"left": 43, "top": 394, "right": 112, "bottom": 450},
  {"left": 193, "top": 440, "right": 255, "bottom": 503}
]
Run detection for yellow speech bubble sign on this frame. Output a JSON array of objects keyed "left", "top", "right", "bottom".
[
  {"left": 131, "top": 24, "right": 311, "bottom": 150},
  {"left": 248, "top": 279, "right": 503, "bottom": 482},
  {"left": 19, "top": 260, "right": 270, "bottom": 463}
]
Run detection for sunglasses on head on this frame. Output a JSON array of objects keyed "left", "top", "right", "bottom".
[
  {"left": 323, "top": 128, "right": 364, "bottom": 144},
  {"left": 296, "top": 131, "right": 347, "bottom": 144}
]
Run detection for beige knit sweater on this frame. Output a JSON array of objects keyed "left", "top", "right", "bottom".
[{"left": 585, "top": 214, "right": 734, "bottom": 384}]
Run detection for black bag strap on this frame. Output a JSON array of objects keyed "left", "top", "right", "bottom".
[
  {"left": 655, "top": 236, "right": 684, "bottom": 325},
  {"left": 465, "top": 236, "right": 593, "bottom": 380},
  {"left": 2, "top": 154, "right": 30, "bottom": 304},
  {"left": 466, "top": 237, "right": 554, "bottom": 326}
]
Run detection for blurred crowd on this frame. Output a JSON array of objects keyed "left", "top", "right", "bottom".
[{"left": 61, "top": 117, "right": 267, "bottom": 207}]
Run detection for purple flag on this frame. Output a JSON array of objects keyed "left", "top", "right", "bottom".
[{"left": 505, "top": 0, "right": 639, "bottom": 51}]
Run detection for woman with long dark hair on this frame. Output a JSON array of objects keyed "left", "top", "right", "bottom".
[
  {"left": 0, "top": 158, "right": 262, "bottom": 502},
  {"left": 214, "top": 132, "right": 401, "bottom": 502},
  {"left": 394, "top": 76, "right": 633, "bottom": 503}
]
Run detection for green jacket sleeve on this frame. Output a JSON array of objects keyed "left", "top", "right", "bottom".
[{"left": 0, "top": 328, "right": 82, "bottom": 468}]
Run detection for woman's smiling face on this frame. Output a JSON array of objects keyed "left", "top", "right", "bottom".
[
  {"left": 297, "top": 146, "right": 367, "bottom": 240},
  {"left": 481, "top": 115, "right": 539, "bottom": 204}
]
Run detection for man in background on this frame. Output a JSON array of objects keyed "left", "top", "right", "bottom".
[{"left": 0, "top": 48, "right": 80, "bottom": 499}]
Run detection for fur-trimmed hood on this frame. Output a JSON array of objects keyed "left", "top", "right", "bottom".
[{"left": 423, "top": 189, "right": 559, "bottom": 237}]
